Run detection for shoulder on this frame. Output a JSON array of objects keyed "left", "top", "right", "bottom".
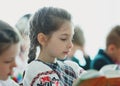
[
  {"left": 92, "top": 49, "right": 109, "bottom": 64},
  {"left": 92, "top": 57, "right": 108, "bottom": 64},
  {"left": 90, "top": 57, "right": 109, "bottom": 70},
  {"left": 22, "top": 61, "right": 60, "bottom": 86},
  {"left": 64, "top": 60, "right": 85, "bottom": 70},
  {"left": 93, "top": 49, "right": 107, "bottom": 59},
  {"left": 24, "top": 61, "right": 41, "bottom": 73},
  {"left": 64, "top": 60, "right": 80, "bottom": 68},
  {"left": 24, "top": 60, "right": 54, "bottom": 77},
  {"left": 57, "top": 60, "right": 80, "bottom": 70},
  {"left": 26, "top": 60, "right": 50, "bottom": 71},
  {"left": 64, "top": 60, "right": 85, "bottom": 77}
]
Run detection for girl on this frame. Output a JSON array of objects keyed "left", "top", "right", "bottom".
[
  {"left": 22, "top": 7, "right": 84, "bottom": 86},
  {"left": 0, "top": 20, "right": 20, "bottom": 86}
]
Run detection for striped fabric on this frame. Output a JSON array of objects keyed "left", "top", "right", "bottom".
[{"left": 46, "top": 61, "right": 77, "bottom": 86}]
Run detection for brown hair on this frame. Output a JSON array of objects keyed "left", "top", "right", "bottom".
[
  {"left": 28, "top": 7, "right": 72, "bottom": 63},
  {"left": 106, "top": 25, "right": 120, "bottom": 48},
  {"left": 0, "top": 20, "right": 20, "bottom": 55}
]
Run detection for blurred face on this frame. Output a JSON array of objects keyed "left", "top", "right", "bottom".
[
  {"left": 107, "top": 44, "right": 120, "bottom": 64},
  {"left": 112, "top": 47, "right": 120, "bottom": 63},
  {"left": 0, "top": 43, "right": 20, "bottom": 80},
  {"left": 41, "top": 21, "right": 74, "bottom": 62}
]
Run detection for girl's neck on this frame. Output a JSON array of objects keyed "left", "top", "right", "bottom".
[{"left": 37, "top": 53, "right": 56, "bottom": 63}]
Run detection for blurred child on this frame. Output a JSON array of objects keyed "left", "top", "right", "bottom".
[
  {"left": 22, "top": 7, "right": 84, "bottom": 86},
  {"left": 0, "top": 20, "right": 20, "bottom": 86},
  {"left": 91, "top": 25, "right": 120, "bottom": 70},
  {"left": 11, "top": 14, "right": 32, "bottom": 83},
  {"left": 67, "top": 25, "right": 91, "bottom": 70}
]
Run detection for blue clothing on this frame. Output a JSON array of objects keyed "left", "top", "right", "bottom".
[{"left": 90, "top": 49, "right": 114, "bottom": 70}]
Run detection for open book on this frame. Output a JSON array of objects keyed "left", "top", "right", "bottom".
[{"left": 73, "top": 64, "right": 120, "bottom": 86}]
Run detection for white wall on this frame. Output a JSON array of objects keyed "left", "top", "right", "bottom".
[{"left": 0, "top": 0, "right": 120, "bottom": 59}]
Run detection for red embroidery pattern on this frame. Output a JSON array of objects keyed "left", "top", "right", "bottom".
[
  {"left": 40, "top": 76, "right": 51, "bottom": 84},
  {"left": 30, "top": 70, "right": 56, "bottom": 86}
]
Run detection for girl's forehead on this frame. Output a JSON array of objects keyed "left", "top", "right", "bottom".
[
  {"left": 55, "top": 22, "right": 74, "bottom": 35},
  {"left": 59, "top": 21, "right": 73, "bottom": 30}
]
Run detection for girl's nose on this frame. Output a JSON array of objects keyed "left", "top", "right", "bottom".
[
  {"left": 67, "top": 40, "right": 73, "bottom": 49},
  {"left": 11, "top": 60, "right": 17, "bottom": 68}
]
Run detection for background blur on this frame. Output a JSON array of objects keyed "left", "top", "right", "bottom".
[{"left": 1, "top": 0, "right": 120, "bottom": 59}]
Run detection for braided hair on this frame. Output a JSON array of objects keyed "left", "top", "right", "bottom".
[{"left": 28, "top": 7, "right": 72, "bottom": 63}]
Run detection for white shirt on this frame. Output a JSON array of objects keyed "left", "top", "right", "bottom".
[{"left": 0, "top": 78, "right": 19, "bottom": 86}]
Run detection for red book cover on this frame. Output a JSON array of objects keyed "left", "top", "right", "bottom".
[
  {"left": 77, "top": 76, "right": 107, "bottom": 86},
  {"left": 107, "top": 77, "right": 120, "bottom": 86},
  {"left": 73, "top": 64, "right": 120, "bottom": 86}
]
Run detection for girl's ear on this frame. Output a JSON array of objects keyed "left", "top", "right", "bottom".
[{"left": 37, "top": 33, "right": 47, "bottom": 46}]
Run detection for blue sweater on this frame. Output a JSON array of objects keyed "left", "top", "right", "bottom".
[{"left": 90, "top": 49, "right": 114, "bottom": 70}]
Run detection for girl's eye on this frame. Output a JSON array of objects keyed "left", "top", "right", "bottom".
[
  {"left": 4, "top": 60, "right": 12, "bottom": 64},
  {"left": 61, "top": 38, "right": 67, "bottom": 41}
]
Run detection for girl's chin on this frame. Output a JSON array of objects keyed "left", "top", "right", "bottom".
[
  {"left": 0, "top": 77, "right": 8, "bottom": 81},
  {"left": 58, "top": 56, "right": 67, "bottom": 60}
]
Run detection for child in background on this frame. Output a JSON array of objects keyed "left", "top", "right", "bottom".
[
  {"left": 0, "top": 20, "right": 20, "bottom": 86},
  {"left": 67, "top": 25, "right": 91, "bottom": 70},
  {"left": 91, "top": 25, "right": 120, "bottom": 70},
  {"left": 22, "top": 7, "right": 84, "bottom": 86},
  {"left": 11, "top": 13, "right": 32, "bottom": 83}
]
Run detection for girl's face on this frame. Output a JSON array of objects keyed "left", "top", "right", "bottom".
[
  {"left": 0, "top": 43, "right": 20, "bottom": 80},
  {"left": 67, "top": 44, "right": 79, "bottom": 58},
  {"left": 43, "top": 21, "right": 74, "bottom": 61}
]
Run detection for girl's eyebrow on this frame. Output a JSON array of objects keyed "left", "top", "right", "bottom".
[
  {"left": 61, "top": 33, "right": 74, "bottom": 37},
  {"left": 7, "top": 56, "right": 16, "bottom": 60},
  {"left": 61, "top": 33, "right": 70, "bottom": 36}
]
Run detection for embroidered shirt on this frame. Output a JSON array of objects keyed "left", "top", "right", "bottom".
[
  {"left": 46, "top": 60, "right": 77, "bottom": 86},
  {"left": 22, "top": 60, "right": 79, "bottom": 86}
]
